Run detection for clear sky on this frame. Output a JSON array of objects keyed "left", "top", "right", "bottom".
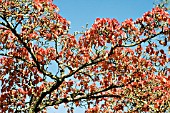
[
  {"left": 48, "top": 0, "right": 155, "bottom": 112},
  {"left": 55, "top": 0, "right": 154, "bottom": 34}
]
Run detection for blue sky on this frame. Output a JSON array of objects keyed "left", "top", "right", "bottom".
[
  {"left": 48, "top": 0, "right": 155, "bottom": 112},
  {"left": 55, "top": 0, "right": 154, "bottom": 34}
]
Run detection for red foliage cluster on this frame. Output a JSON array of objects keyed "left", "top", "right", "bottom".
[{"left": 0, "top": 0, "right": 169, "bottom": 113}]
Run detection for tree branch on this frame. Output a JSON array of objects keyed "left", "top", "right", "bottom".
[
  {"left": 40, "top": 94, "right": 121, "bottom": 111},
  {"left": 39, "top": 82, "right": 129, "bottom": 111},
  {"left": 62, "top": 57, "right": 104, "bottom": 79},
  {"left": 33, "top": 78, "right": 63, "bottom": 112},
  {"left": 1, "top": 16, "right": 58, "bottom": 81},
  {"left": 0, "top": 16, "right": 64, "bottom": 112},
  {"left": 121, "top": 31, "right": 164, "bottom": 47},
  {"left": 0, "top": 53, "right": 35, "bottom": 66}
]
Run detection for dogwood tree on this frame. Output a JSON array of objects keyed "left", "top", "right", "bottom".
[{"left": 0, "top": 0, "right": 169, "bottom": 113}]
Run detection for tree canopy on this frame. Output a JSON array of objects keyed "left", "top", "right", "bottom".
[{"left": 0, "top": 0, "right": 169, "bottom": 113}]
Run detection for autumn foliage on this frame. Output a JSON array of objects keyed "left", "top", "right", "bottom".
[{"left": 0, "top": 0, "right": 170, "bottom": 113}]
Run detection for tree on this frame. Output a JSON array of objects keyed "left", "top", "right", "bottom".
[
  {"left": 154, "top": 0, "right": 170, "bottom": 10},
  {"left": 0, "top": 0, "right": 169, "bottom": 112}
]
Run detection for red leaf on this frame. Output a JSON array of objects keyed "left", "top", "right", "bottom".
[
  {"left": 118, "top": 39, "right": 122, "bottom": 45},
  {"left": 160, "top": 49, "right": 164, "bottom": 54}
]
